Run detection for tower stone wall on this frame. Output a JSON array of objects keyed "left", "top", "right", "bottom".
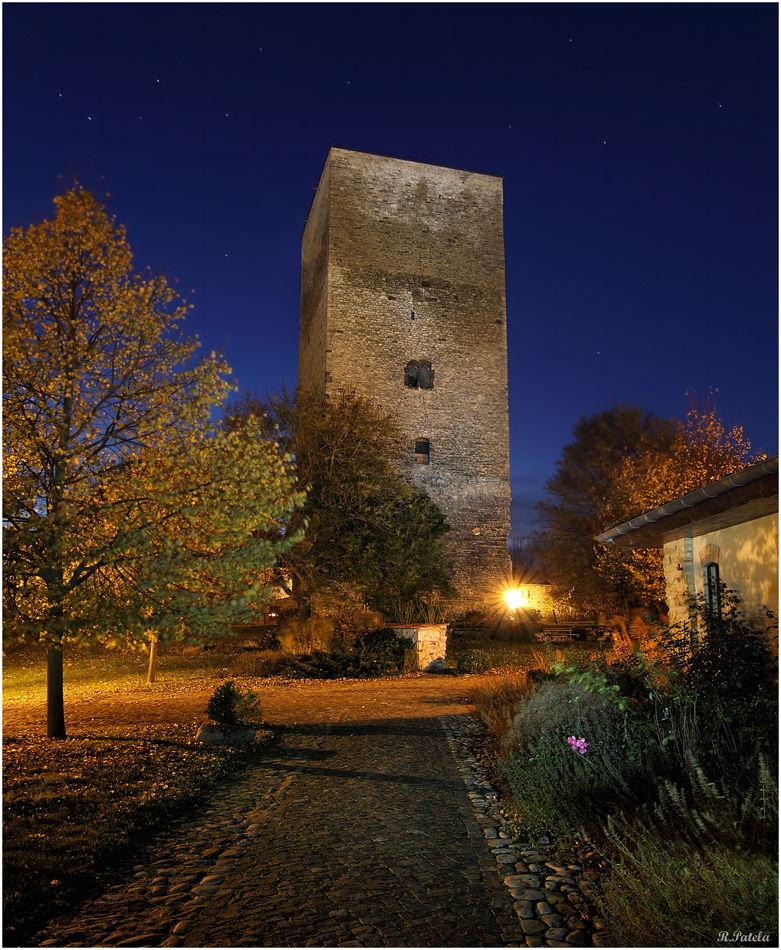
[{"left": 299, "top": 147, "right": 512, "bottom": 612}]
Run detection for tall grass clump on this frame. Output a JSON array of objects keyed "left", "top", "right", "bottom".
[
  {"left": 473, "top": 674, "right": 530, "bottom": 752},
  {"left": 596, "top": 756, "right": 778, "bottom": 946}
]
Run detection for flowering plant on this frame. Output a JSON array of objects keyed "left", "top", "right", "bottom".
[{"left": 567, "top": 736, "right": 588, "bottom": 755}]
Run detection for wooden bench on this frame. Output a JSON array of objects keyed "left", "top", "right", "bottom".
[{"left": 537, "top": 626, "right": 576, "bottom": 642}]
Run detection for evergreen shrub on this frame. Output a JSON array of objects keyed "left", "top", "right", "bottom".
[
  {"left": 230, "top": 650, "right": 288, "bottom": 677},
  {"left": 205, "top": 680, "right": 262, "bottom": 726},
  {"left": 457, "top": 649, "right": 492, "bottom": 674},
  {"left": 274, "top": 628, "right": 415, "bottom": 678}
]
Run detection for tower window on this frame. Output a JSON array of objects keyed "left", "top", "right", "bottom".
[
  {"left": 404, "top": 360, "right": 434, "bottom": 389},
  {"left": 414, "top": 439, "right": 430, "bottom": 464},
  {"left": 704, "top": 562, "right": 721, "bottom": 618}
]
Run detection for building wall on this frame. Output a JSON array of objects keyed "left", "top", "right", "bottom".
[
  {"left": 299, "top": 148, "right": 512, "bottom": 611},
  {"left": 663, "top": 511, "right": 779, "bottom": 627},
  {"left": 513, "top": 584, "right": 556, "bottom": 616},
  {"left": 299, "top": 158, "right": 331, "bottom": 393}
]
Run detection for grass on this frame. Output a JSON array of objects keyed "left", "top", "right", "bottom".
[
  {"left": 2, "top": 724, "right": 276, "bottom": 945},
  {"left": 2, "top": 630, "right": 584, "bottom": 699},
  {"left": 1, "top": 631, "right": 611, "bottom": 694},
  {"left": 2, "top": 642, "right": 232, "bottom": 701},
  {"left": 2, "top": 639, "right": 278, "bottom": 944},
  {"left": 445, "top": 635, "right": 610, "bottom": 675}
]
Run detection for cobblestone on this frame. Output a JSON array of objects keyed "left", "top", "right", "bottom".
[{"left": 31, "top": 690, "right": 601, "bottom": 948}]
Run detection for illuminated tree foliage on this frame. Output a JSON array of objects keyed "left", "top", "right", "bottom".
[
  {"left": 531, "top": 405, "right": 675, "bottom": 612},
  {"left": 223, "top": 387, "right": 453, "bottom": 618},
  {"left": 595, "top": 394, "right": 762, "bottom": 609},
  {"left": 532, "top": 398, "right": 760, "bottom": 614},
  {"left": 607, "top": 393, "right": 759, "bottom": 516},
  {"left": 3, "top": 187, "right": 304, "bottom": 738},
  {"left": 507, "top": 536, "right": 547, "bottom": 584}
]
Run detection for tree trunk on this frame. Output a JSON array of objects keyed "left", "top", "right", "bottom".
[
  {"left": 292, "top": 571, "right": 312, "bottom": 619},
  {"left": 147, "top": 638, "right": 158, "bottom": 685},
  {"left": 47, "top": 643, "right": 66, "bottom": 739}
]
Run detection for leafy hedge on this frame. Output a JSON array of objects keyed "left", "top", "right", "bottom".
[
  {"left": 275, "top": 628, "right": 416, "bottom": 678},
  {"left": 457, "top": 649, "right": 492, "bottom": 674},
  {"left": 475, "top": 588, "right": 779, "bottom": 947}
]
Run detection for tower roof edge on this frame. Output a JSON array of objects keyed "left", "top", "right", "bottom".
[{"left": 326, "top": 145, "right": 504, "bottom": 181}]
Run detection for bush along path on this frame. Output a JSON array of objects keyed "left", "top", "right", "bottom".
[{"left": 31, "top": 709, "right": 603, "bottom": 949}]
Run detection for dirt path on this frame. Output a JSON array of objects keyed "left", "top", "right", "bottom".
[{"left": 2, "top": 674, "right": 492, "bottom": 736}]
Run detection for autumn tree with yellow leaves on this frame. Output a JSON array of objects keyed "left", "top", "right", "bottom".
[
  {"left": 532, "top": 397, "right": 761, "bottom": 614},
  {"left": 3, "top": 187, "right": 304, "bottom": 738},
  {"left": 594, "top": 394, "right": 763, "bottom": 610}
]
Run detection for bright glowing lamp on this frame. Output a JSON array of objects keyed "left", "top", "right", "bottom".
[{"left": 505, "top": 589, "right": 525, "bottom": 612}]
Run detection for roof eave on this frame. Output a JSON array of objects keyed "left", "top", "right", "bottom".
[{"left": 596, "top": 455, "right": 779, "bottom": 548}]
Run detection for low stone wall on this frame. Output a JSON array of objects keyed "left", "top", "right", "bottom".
[{"left": 390, "top": 624, "right": 448, "bottom": 672}]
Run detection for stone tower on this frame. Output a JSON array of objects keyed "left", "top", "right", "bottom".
[{"left": 299, "top": 147, "right": 512, "bottom": 612}]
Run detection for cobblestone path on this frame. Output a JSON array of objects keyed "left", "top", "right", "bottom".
[
  {"left": 34, "top": 690, "right": 530, "bottom": 948},
  {"left": 183, "top": 716, "right": 522, "bottom": 947},
  {"left": 28, "top": 678, "right": 604, "bottom": 948}
]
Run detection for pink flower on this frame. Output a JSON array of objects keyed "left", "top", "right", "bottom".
[{"left": 567, "top": 736, "right": 588, "bottom": 755}]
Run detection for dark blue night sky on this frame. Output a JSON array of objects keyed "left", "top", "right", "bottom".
[{"left": 4, "top": 2, "right": 778, "bottom": 537}]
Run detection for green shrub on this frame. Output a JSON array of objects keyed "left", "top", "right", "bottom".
[
  {"left": 457, "top": 649, "right": 492, "bottom": 674},
  {"left": 276, "top": 615, "right": 335, "bottom": 654},
  {"left": 509, "top": 670, "right": 649, "bottom": 755},
  {"left": 330, "top": 609, "right": 385, "bottom": 651},
  {"left": 596, "top": 757, "right": 778, "bottom": 947},
  {"left": 653, "top": 588, "right": 778, "bottom": 776},
  {"left": 357, "top": 627, "right": 417, "bottom": 672},
  {"left": 205, "top": 680, "right": 262, "bottom": 725},
  {"left": 274, "top": 650, "right": 351, "bottom": 679},
  {"left": 499, "top": 734, "right": 632, "bottom": 837},
  {"left": 496, "top": 674, "right": 661, "bottom": 836},
  {"left": 230, "top": 649, "right": 288, "bottom": 677},
  {"left": 273, "top": 628, "right": 415, "bottom": 679}
]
